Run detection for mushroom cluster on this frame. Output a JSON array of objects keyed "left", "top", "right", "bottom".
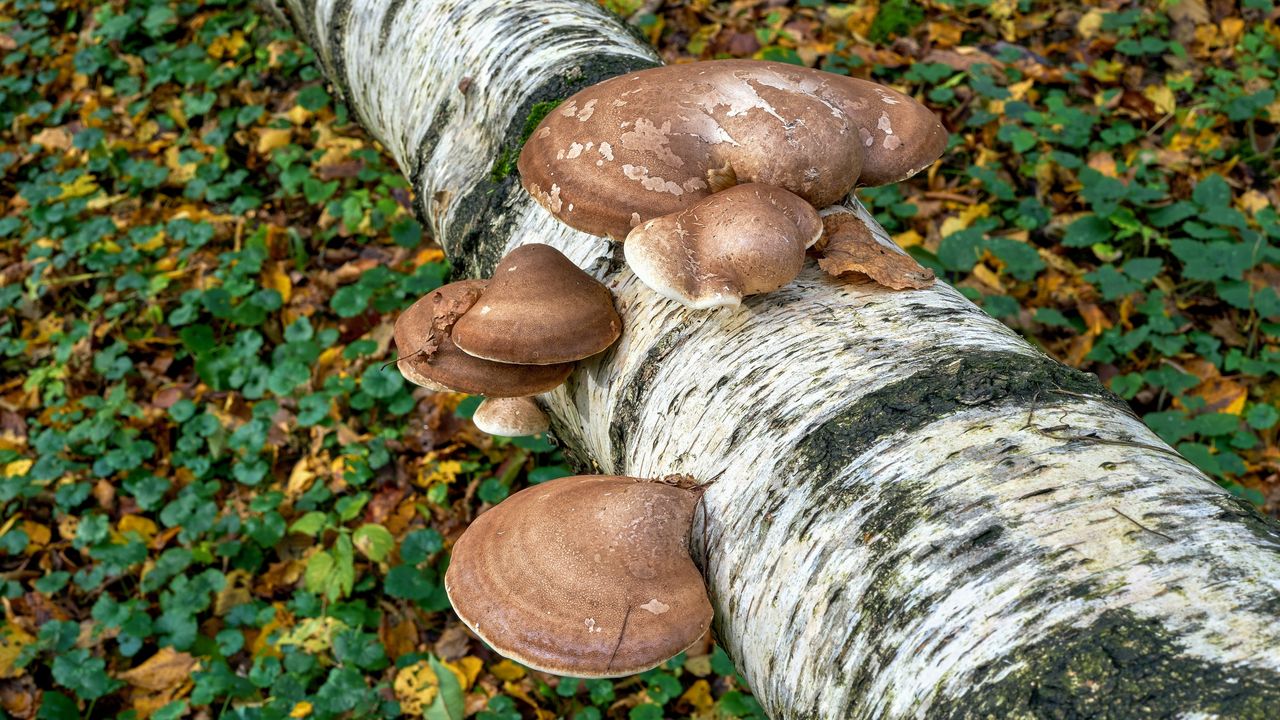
[
  {"left": 394, "top": 243, "right": 620, "bottom": 436},
  {"left": 518, "top": 59, "right": 949, "bottom": 308},
  {"left": 444, "top": 475, "right": 712, "bottom": 677}
]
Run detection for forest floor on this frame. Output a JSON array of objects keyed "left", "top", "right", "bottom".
[{"left": 0, "top": 0, "right": 1277, "bottom": 718}]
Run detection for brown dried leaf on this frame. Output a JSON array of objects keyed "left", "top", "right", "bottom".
[
  {"left": 117, "top": 647, "right": 198, "bottom": 691},
  {"left": 817, "top": 214, "right": 935, "bottom": 290}
]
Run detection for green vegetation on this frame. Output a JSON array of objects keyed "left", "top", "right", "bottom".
[{"left": 0, "top": 0, "right": 1276, "bottom": 718}]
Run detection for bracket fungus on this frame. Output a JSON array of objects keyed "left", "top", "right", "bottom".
[
  {"left": 452, "top": 244, "right": 623, "bottom": 365},
  {"left": 518, "top": 59, "right": 948, "bottom": 241},
  {"left": 445, "top": 475, "right": 712, "bottom": 677},
  {"left": 624, "top": 183, "right": 823, "bottom": 308},
  {"left": 471, "top": 396, "right": 551, "bottom": 437},
  {"left": 394, "top": 280, "right": 574, "bottom": 397}
]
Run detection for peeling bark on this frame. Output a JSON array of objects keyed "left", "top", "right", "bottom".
[{"left": 280, "top": 1, "right": 1280, "bottom": 717}]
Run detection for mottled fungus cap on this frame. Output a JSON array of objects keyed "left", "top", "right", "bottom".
[
  {"left": 471, "top": 396, "right": 550, "bottom": 437},
  {"left": 518, "top": 59, "right": 948, "bottom": 239},
  {"left": 624, "top": 183, "right": 822, "bottom": 309},
  {"left": 444, "top": 475, "right": 713, "bottom": 678},
  {"left": 394, "top": 280, "right": 574, "bottom": 397},
  {"left": 451, "top": 244, "right": 622, "bottom": 365}
]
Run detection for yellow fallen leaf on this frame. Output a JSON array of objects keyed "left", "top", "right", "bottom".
[
  {"left": 21, "top": 521, "right": 50, "bottom": 554},
  {"left": 265, "top": 262, "right": 293, "bottom": 304},
  {"left": 939, "top": 202, "right": 991, "bottom": 239},
  {"left": 489, "top": 659, "right": 526, "bottom": 682},
  {"left": 118, "top": 515, "right": 158, "bottom": 542},
  {"left": 277, "top": 617, "right": 347, "bottom": 654},
  {"left": 394, "top": 661, "right": 440, "bottom": 716},
  {"left": 136, "top": 231, "right": 166, "bottom": 253},
  {"left": 892, "top": 229, "right": 924, "bottom": 249},
  {"left": 284, "top": 105, "right": 313, "bottom": 125},
  {"left": 0, "top": 625, "right": 36, "bottom": 679},
  {"left": 680, "top": 679, "right": 715, "bottom": 713},
  {"left": 447, "top": 656, "right": 483, "bottom": 691},
  {"left": 3, "top": 459, "right": 32, "bottom": 478},
  {"left": 117, "top": 648, "right": 199, "bottom": 691},
  {"left": 1220, "top": 17, "right": 1244, "bottom": 43},
  {"left": 165, "top": 145, "right": 197, "bottom": 184},
  {"left": 58, "top": 174, "right": 99, "bottom": 199},
  {"left": 1077, "top": 9, "right": 1105, "bottom": 39},
  {"left": 286, "top": 457, "right": 316, "bottom": 498},
  {"left": 207, "top": 30, "right": 246, "bottom": 60},
  {"left": 289, "top": 701, "right": 313, "bottom": 718},
  {"left": 1144, "top": 84, "right": 1176, "bottom": 115},
  {"left": 256, "top": 127, "right": 293, "bottom": 155}
]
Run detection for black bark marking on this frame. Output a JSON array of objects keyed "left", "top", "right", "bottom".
[
  {"left": 608, "top": 318, "right": 698, "bottom": 472},
  {"left": 793, "top": 350, "right": 1122, "bottom": 501},
  {"left": 378, "top": 0, "right": 409, "bottom": 48},
  {"left": 324, "top": 0, "right": 356, "bottom": 112},
  {"left": 929, "top": 608, "right": 1280, "bottom": 719}
]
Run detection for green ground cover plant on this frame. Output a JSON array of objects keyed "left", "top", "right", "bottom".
[{"left": 0, "top": 0, "right": 1276, "bottom": 717}]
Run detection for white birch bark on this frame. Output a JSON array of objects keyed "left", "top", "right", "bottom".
[{"left": 280, "top": 1, "right": 1280, "bottom": 717}]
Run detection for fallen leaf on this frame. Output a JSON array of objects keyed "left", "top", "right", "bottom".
[
  {"left": 0, "top": 625, "right": 35, "bottom": 679},
  {"left": 1144, "top": 84, "right": 1176, "bottom": 115},
  {"left": 817, "top": 213, "right": 935, "bottom": 290},
  {"left": 117, "top": 647, "right": 198, "bottom": 691},
  {"left": 256, "top": 128, "right": 293, "bottom": 155},
  {"left": 289, "top": 701, "right": 313, "bottom": 718},
  {"left": 31, "top": 127, "right": 71, "bottom": 151},
  {"left": 1167, "top": 0, "right": 1210, "bottom": 25},
  {"left": 489, "top": 659, "right": 525, "bottom": 682},
  {"left": 678, "top": 679, "right": 715, "bottom": 713},
  {"left": 394, "top": 660, "right": 440, "bottom": 716}
]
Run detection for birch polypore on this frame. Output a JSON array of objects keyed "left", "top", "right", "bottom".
[{"left": 282, "top": 0, "right": 1280, "bottom": 717}]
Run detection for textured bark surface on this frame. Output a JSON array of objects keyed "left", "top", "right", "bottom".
[{"left": 282, "top": 1, "right": 1280, "bottom": 717}]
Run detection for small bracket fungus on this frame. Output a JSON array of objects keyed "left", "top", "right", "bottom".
[
  {"left": 394, "top": 280, "right": 574, "bottom": 396},
  {"left": 471, "top": 396, "right": 550, "bottom": 437},
  {"left": 518, "top": 59, "right": 947, "bottom": 240},
  {"left": 624, "top": 183, "right": 823, "bottom": 308},
  {"left": 817, "top": 211, "right": 936, "bottom": 290},
  {"left": 445, "top": 475, "right": 712, "bottom": 677},
  {"left": 452, "top": 244, "right": 622, "bottom": 365}
]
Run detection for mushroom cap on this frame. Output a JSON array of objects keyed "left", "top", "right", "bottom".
[
  {"left": 518, "top": 59, "right": 947, "bottom": 239},
  {"left": 624, "top": 183, "right": 822, "bottom": 309},
  {"left": 452, "top": 244, "right": 622, "bottom": 365},
  {"left": 472, "top": 396, "right": 551, "bottom": 437},
  {"left": 445, "top": 475, "right": 712, "bottom": 678},
  {"left": 394, "top": 280, "right": 574, "bottom": 397}
]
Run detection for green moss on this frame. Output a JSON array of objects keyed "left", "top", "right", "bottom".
[
  {"left": 489, "top": 99, "right": 564, "bottom": 182},
  {"left": 929, "top": 608, "right": 1280, "bottom": 719}
]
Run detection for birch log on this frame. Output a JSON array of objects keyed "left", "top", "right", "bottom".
[{"left": 280, "top": 1, "right": 1280, "bottom": 717}]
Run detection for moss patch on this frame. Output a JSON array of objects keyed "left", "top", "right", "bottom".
[
  {"left": 489, "top": 99, "right": 564, "bottom": 183},
  {"left": 929, "top": 608, "right": 1280, "bottom": 719},
  {"left": 793, "top": 349, "right": 1121, "bottom": 498}
]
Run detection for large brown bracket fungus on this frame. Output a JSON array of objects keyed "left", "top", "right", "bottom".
[
  {"left": 444, "top": 475, "right": 713, "bottom": 677},
  {"left": 395, "top": 244, "right": 622, "bottom": 436},
  {"left": 624, "top": 183, "right": 822, "bottom": 309},
  {"left": 518, "top": 59, "right": 947, "bottom": 304}
]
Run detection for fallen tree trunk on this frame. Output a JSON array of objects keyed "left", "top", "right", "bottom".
[{"left": 280, "top": 1, "right": 1280, "bottom": 717}]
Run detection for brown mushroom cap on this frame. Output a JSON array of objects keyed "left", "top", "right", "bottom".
[
  {"left": 624, "top": 183, "right": 822, "bottom": 309},
  {"left": 452, "top": 244, "right": 622, "bottom": 365},
  {"left": 472, "top": 396, "right": 550, "bottom": 437},
  {"left": 444, "top": 475, "right": 712, "bottom": 678},
  {"left": 394, "top": 280, "right": 574, "bottom": 397},
  {"left": 518, "top": 59, "right": 948, "bottom": 239}
]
